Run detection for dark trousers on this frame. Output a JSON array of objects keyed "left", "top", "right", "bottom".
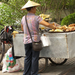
[{"left": 23, "top": 43, "right": 40, "bottom": 75}]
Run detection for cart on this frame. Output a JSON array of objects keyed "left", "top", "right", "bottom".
[
  {"left": 0, "top": 27, "right": 75, "bottom": 72},
  {"left": 12, "top": 31, "right": 75, "bottom": 72}
]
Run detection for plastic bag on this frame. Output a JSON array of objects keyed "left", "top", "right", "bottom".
[
  {"left": 41, "top": 34, "right": 51, "bottom": 47},
  {"left": 2, "top": 47, "right": 23, "bottom": 73}
]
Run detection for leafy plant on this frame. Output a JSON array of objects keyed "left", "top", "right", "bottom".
[{"left": 61, "top": 13, "right": 75, "bottom": 26}]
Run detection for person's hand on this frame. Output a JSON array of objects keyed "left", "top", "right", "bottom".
[
  {"left": 53, "top": 22, "right": 60, "bottom": 27},
  {"left": 50, "top": 23, "right": 57, "bottom": 29}
]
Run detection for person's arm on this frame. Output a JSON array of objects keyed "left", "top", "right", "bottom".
[
  {"left": 39, "top": 20, "right": 56, "bottom": 29},
  {"left": 53, "top": 22, "right": 60, "bottom": 27},
  {"left": 21, "top": 24, "right": 24, "bottom": 31}
]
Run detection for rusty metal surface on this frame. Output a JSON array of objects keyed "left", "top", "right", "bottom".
[
  {"left": 40, "top": 32, "right": 75, "bottom": 58},
  {"left": 13, "top": 32, "right": 75, "bottom": 58},
  {"left": 13, "top": 34, "right": 25, "bottom": 56}
]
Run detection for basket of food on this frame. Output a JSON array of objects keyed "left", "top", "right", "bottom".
[{"left": 49, "top": 24, "right": 75, "bottom": 33}]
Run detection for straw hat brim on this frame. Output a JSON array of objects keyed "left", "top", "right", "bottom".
[{"left": 21, "top": 0, "right": 40, "bottom": 10}]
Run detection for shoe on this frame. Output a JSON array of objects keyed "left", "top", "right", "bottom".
[{"left": 0, "top": 65, "right": 2, "bottom": 70}]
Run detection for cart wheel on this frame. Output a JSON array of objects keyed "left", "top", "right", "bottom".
[
  {"left": 49, "top": 58, "right": 67, "bottom": 65},
  {"left": 0, "top": 42, "right": 5, "bottom": 63},
  {"left": 38, "top": 58, "right": 48, "bottom": 73}
]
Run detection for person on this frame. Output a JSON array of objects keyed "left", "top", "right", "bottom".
[{"left": 21, "top": 0, "right": 57, "bottom": 75}]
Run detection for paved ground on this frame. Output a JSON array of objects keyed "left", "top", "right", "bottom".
[{"left": 0, "top": 57, "right": 75, "bottom": 75}]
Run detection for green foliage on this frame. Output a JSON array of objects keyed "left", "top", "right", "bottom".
[
  {"left": 0, "top": 2, "right": 25, "bottom": 31},
  {"left": 0, "top": 0, "right": 75, "bottom": 30},
  {"left": 0, "top": 3, "right": 15, "bottom": 25},
  {"left": 0, "top": 3, "right": 14, "bottom": 31},
  {"left": 61, "top": 13, "right": 75, "bottom": 26}
]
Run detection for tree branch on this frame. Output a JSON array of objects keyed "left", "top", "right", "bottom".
[{"left": 0, "top": 23, "right": 4, "bottom": 26}]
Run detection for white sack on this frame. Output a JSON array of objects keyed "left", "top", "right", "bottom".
[{"left": 2, "top": 47, "right": 23, "bottom": 73}]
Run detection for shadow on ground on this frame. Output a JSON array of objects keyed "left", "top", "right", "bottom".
[{"left": 40, "top": 62, "right": 75, "bottom": 75}]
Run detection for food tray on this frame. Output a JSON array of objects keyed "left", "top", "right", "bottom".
[{"left": 48, "top": 31, "right": 75, "bottom": 33}]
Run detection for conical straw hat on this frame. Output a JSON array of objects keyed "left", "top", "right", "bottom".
[{"left": 21, "top": 0, "right": 40, "bottom": 10}]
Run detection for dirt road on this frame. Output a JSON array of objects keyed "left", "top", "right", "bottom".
[{"left": 0, "top": 57, "right": 75, "bottom": 75}]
